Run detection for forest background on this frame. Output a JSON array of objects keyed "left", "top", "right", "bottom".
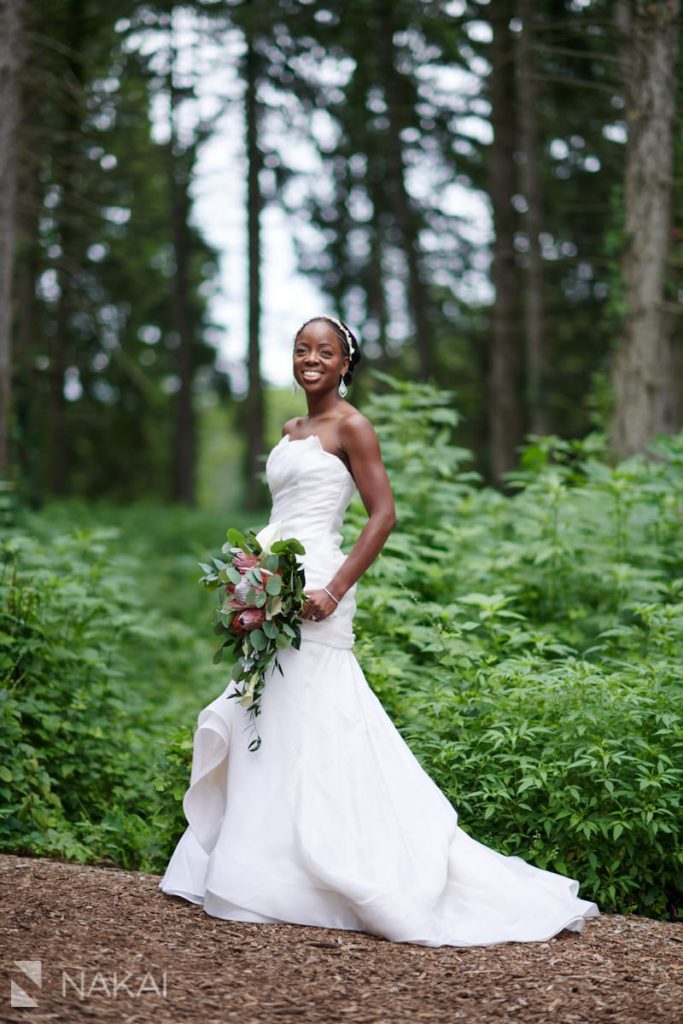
[{"left": 0, "top": 0, "right": 681, "bottom": 923}]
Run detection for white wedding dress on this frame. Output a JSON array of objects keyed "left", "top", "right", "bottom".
[{"left": 159, "top": 433, "right": 600, "bottom": 947}]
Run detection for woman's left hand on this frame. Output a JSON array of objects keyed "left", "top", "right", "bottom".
[{"left": 302, "top": 589, "right": 338, "bottom": 622}]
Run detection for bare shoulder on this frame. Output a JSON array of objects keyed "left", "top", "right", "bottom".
[
  {"left": 281, "top": 416, "right": 301, "bottom": 438},
  {"left": 338, "top": 409, "right": 381, "bottom": 455}
]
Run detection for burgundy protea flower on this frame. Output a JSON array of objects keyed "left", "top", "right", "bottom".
[
  {"left": 230, "top": 607, "right": 265, "bottom": 637},
  {"left": 230, "top": 614, "right": 247, "bottom": 637},
  {"left": 232, "top": 551, "right": 259, "bottom": 574}
]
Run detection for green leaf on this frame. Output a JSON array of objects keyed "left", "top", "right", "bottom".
[
  {"left": 517, "top": 778, "right": 537, "bottom": 794},
  {"left": 266, "top": 574, "right": 282, "bottom": 595},
  {"left": 250, "top": 629, "right": 267, "bottom": 651},
  {"left": 282, "top": 537, "right": 305, "bottom": 555}
]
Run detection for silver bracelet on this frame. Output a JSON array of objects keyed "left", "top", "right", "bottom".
[{"left": 323, "top": 586, "right": 340, "bottom": 605}]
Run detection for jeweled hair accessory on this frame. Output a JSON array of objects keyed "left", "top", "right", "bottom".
[{"left": 319, "top": 315, "right": 356, "bottom": 358}]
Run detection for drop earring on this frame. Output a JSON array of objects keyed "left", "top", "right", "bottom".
[
  {"left": 338, "top": 376, "right": 348, "bottom": 398},
  {"left": 291, "top": 377, "right": 299, "bottom": 395}
]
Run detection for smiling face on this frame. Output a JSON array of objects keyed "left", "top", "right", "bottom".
[{"left": 293, "top": 320, "right": 350, "bottom": 396}]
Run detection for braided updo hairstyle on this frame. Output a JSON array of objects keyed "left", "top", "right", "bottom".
[{"left": 294, "top": 315, "right": 362, "bottom": 387}]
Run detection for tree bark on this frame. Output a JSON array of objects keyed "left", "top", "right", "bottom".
[
  {"left": 168, "top": 34, "right": 197, "bottom": 506},
  {"left": 367, "top": 187, "right": 389, "bottom": 366},
  {"left": 0, "top": 0, "right": 23, "bottom": 478},
  {"left": 48, "top": 0, "right": 85, "bottom": 497},
  {"left": 516, "top": 0, "right": 548, "bottom": 435},
  {"left": 609, "top": 0, "right": 681, "bottom": 456},
  {"left": 13, "top": 155, "right": 41, "bottom": 503},
  {"left": 244, "top": 34, "right": 266, "bottom": 510},
  {"left": 378, "top": 0, "right": 433, "bottom": 380},
  {"left": 487, "top": 0, "right": 523, "bottom": 485}
]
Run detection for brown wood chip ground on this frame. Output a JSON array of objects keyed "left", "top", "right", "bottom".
[{"left": 1, "top": 854, "right": 681, "bottom": 1023}]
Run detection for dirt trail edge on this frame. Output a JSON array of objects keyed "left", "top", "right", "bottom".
[{"left": 1, "top": 854, "right": 681, "bottom": 1023}]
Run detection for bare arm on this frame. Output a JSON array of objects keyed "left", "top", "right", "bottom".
[
  {"left": 328, "top": 415, "right": 396, "bottom": 598},
  {"left": 302, "top": 415, "right": 396, "bottom": 620}
]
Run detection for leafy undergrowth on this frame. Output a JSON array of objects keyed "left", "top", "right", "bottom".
[{"left": 1, "top": 376, "right": 681, "bottom": 921}]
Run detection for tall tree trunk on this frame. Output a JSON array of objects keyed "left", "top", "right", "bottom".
[
  {"left": 14, "top": 89, "right": 40, "bottom": 372},
  {"left": 49, "top": 0, "right": 84, "bottom": 496},
  {"left": 487, "top": 0, "right": 523, "bottom": 485},
  {"left": 366, "top": 188, "right": 389, "bottom": 367},
  {"left": 378, "top": 0, "right": 433, "bottom": 381},
  {"left": 49, "top": 274, "right": 69, "bottom": 495},
  {"left": 516, "top": 0, "right": 548, "bottom": 435},
  {"left": 13, "top": 161, "right": 41, "bottom": 502},
  {"left": 244, "top": 35, "right": 266, "bottom": 510},
  {"left": 610, "top": 0, "right": 681, "bottom": 456},
  {"left": 169, "top": 36, "right": 196, "bottom": 506},
  {"left": 0, "top": 0, "right": 23, "bottom": 478}
]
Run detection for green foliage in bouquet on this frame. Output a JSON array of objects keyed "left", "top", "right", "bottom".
[{"left": 198, "top": 526, "right": 307, "bottom": 751}]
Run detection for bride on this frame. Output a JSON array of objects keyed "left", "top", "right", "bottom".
[{"left": 159, "top": 314, "right": 600, "bottom": 947}]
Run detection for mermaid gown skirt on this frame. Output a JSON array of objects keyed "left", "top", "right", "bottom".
[{"left": 158, "top": 434, "right": 600, "bottom": 947}]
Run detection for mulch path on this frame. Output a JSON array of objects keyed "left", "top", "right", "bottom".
[{"left": 1, "top": 853, "right": 681, "bottom": 1023}]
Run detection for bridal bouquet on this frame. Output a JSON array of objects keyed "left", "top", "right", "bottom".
[{"left": 198, "top": 522, "right": 307, "bottom": 751}]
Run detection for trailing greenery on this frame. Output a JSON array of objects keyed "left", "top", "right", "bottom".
[
  {"left": 1, "top": 377, "right": 681, "bottom": 921},
  {"left": 202, "top": 526, "right": 309, "bottom": 752}
]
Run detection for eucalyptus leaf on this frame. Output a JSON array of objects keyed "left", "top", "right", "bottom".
[
  {"left": 250, "top": 629, "right": 267, "bottom": 652},
  {"left": 265, "top": 574, "right": 282, "bottom": 596}
]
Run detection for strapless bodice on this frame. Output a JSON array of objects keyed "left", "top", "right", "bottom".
[{"left": 264, "top": 433, "right": 358, "bottom": 649}]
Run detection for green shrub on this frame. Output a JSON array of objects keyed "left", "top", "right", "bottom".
[
  {"left": 0, "top": 526, "right": 202, "bottom": 869},
  {"left": 346, "top": 374, "right": 683, "bottom": 920},
  {"left": 2, "top": 377, "right": 681, "bottom": 921}
]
